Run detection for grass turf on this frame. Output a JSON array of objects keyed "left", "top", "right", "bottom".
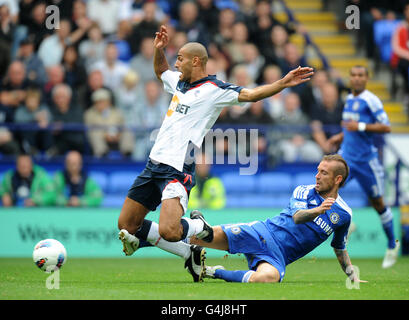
[{"left": 1, "top": 256, "right": 408, "bottom": 300}]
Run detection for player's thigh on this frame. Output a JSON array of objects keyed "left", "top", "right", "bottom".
[
  {"left": 250, "top": 262, "right": 281, "bottom": 283},
  {"left": 190, "top": 226, "right": 229, "bottom": 251},
  {"left": 118, "top": 197, "right": 150, "bottom": 233},
  {"left": 349, "top": 159, "right": 384, "bottom": 198}
]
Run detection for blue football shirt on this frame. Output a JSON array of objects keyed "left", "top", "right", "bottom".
[
  {"left": 254, "top": 185, "right": 352, "bottom": 266},
  {"left": 340, "top": 90, "right": 389, "bottom": 162}
]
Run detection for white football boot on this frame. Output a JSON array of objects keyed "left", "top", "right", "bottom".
[
  {"left": 185, "top": 245, "right": 206, "bottom": 282},
  {"left": 204, "top": 265, "right": 225, "bottom": 279},
  {"left": 118, "top": 229, "right": 140, "bottom": 256},
  {"left": 382, "top": 240, "right": 400, "bottom": 269}
]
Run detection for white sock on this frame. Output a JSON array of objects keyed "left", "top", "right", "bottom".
[
  {"left": 181, "top": 217, "right": 204, "bottom": 238},
  {"left": 146, "top": 221, "right": 191, "bottom": 260}
]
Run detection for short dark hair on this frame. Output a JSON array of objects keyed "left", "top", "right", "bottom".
[
  {"left": 350, "top": 65, "right": 369, "bottom": 76},
  {"left": 322, "top": 154, "right": 349, "bottom": 187}
]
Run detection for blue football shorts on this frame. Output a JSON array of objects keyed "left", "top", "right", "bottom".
[
  {"left": 345, "top": 156, "right": 384, "bottom": 199},
  {"left": 221, "top": 221, "right": 287, "bottom": 282}
]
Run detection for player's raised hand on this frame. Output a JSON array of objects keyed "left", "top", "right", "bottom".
[
  {"left": 318, "top": 197, "right": 336, "bottom": 213},
  {"left": 154, "top": 25, "right": 169, "bottom": 49},
  {"left": 281, "top": 66, "right": 314, "bottom": 88}
]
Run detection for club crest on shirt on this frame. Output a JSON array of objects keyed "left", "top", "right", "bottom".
[{"left": 330, "top": 212, "right": 340, "bottom": 224}]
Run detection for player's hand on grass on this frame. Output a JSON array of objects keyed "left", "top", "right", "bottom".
[
  {"left": 281, "top": 66, "right": 314, "bottom": 88},
  {"left": 154, "top": 25, "right": 169, "bottom": 49}
]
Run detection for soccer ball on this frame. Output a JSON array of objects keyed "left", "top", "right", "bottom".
[{"left": 32, "top": 239, "right": 67, "bottom": 272}]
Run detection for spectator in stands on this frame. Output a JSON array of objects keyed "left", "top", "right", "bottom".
[
  {"left": 91, "top": 42, "right": 129, "bottom": 91},
  {"left": 197, "top": 0, "right": 220, "bottom": 36},
  {"left": 84, "top": 88, "right": 133, "bottom": 158},
  {"left": 24, "top": 1, "right": 53, "bottom": 50},
  {"left": 279, "top": 43, "right": 308, "bottom": 80},
  {"left": 130, "top": 37, "right": 157, "bottom": 84},
  {"left": 132, "top": 80, "right": 168, "bottom": 161},
  {"left": 391, "top": 3, "right": 409, "bottom": 96},
  {"left": 310, "top": 83, "right": 343, "bottom": 154},
  {"left": 262, "top": 65, "right": 287, "bottom": 121},
  {"left": 0, "top": 154, "right": 55, "bottom": 207},
  {"left": 241, "top": 43, "right": 265, "bottom": 83},
  {"left": 71, "top": 0, "right": 92, "bottom": 42},
  {"left": 79, "top": 69, "right": 114, "bottom": 111},
  {"left": 48, "top": 83, "right": 85, "bottom": 156},
  {"left": 126, "top": 1, "right": 162, "bottom": 55},
  {"left": 15, "top": 36, "right": 47, "bottom": 88},
  {"left": 43, "top": 64, "right": 65, "bottom": 106},
  {"left": 86, "top": 0, "right": 120, "bottom": 37},
  {"left": 118, "top": 0, "right": 167, "bottom": 26},
  {"left": 236, "top": 100, "right": 273, "bottom": 154},
  {"left": 175, "top": 0, "right": 210, "bottom": 47},
  {"left": 224, "top": 21, "right": 250, "bottom": 65},
  {"left": 53, "top": 150, "right": 103, "bottom": 207},
  {"left": 61, "top": 45, "right": 87, "bottom": 91},
  {"left": 0, "top": 102, "right": 19, "bottom": 155},
  {"left": 188, "top": 151, "right": 226, "bottom": 210},
  {"left": 213, "top": 6, "right": 237, "bottom": 45},
  {"left": 37, "top": 19, "right": 88, "bottom": 68},
  {"left": 299, "top": 69, "right": 330, "bottom": 117},
  {"left": 115, "top": 70, "right": 142, "bottom": 124},
  {"left": 262, "top": 24, "right": 289, "bottom": 67},
  {"left": 109, "top": 20, "right": 133, "bottom": 63},
  {"left": 14, "top": 88, "right": 53, "bottom": 155},
  {"left": 79, "top": 24, "right": 106, "bottom": 72},
  {"left": 0, "top": 3, "right": 16, "bottom": 57},
  {"left": 0, "top": 60, "right": 29, "bottom": 119},
  {"left": 272, "top": 92, "right": 323, "bottom": 163}
]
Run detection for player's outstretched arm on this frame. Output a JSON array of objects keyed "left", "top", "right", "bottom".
[
  {"left": 238, "top": 66, "right": 314, "bottom": 102},
  {"left": 334, "top": 248, "right": 367, "bottom": 283},
  {"left": 153, "top": 25, "right": 170, "bottom": 79}
]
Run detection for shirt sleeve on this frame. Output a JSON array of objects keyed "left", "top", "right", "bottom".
[
  {"left": 287, "top": 185, "right": 310, "bottom": 216},
  {"left": 160, "top": 70, "right": 181, "bottom": 95},
  {"left": 211, "top": 82, "right": 244, "bottom": 108},
  {"left": 367, "top": 94, "right": 389, "bottom": 125},
  {"left": 331, "top": 219, "right": 350, "bottom": 250}
]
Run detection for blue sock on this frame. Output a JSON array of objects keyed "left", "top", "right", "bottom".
[
  {"left": 378, "top": 207, "right": 396, "bottom": 249},
  {"left": 214, "top": 269, "right": 255, "bottom": 283}
]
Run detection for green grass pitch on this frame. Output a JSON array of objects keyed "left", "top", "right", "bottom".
[{"left": 1, "top": 256, "right": 408, "bottom": 300}]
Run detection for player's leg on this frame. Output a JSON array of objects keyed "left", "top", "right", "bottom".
[
  {"left": 248, "top": 262, "right": 281, "bottom": 283},
  {"left": 190, "top": 226, "right": 229, "bottom": 250},
  {"left": 159, "top": 183, "right": 212, "bottom": 242}
]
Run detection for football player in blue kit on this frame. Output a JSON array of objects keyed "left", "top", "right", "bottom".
[
  {"left": 328, "top": 66, "right": 399, "bottom": 269},
  {"left": 190, "top": 155, "right": 367, "bottom": 283}
]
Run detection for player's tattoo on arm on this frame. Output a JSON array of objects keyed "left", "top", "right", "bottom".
[
  {"left": 292, "top": 207, "right": 322, "bottom": 224},
  {"left": 334, "top": 248, "right": 354, "bottom": 279},
  {"left": 153, "top": 48, "right": 169, "bottom": 79}
]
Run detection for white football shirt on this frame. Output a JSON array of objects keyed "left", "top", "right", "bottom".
[{"left": 149, "top": 70, "right": 243, "bottom": 172}]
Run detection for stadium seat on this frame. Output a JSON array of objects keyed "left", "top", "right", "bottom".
[
  {"left": 102, "top": 194, "right": 124, "bottom": 208},
  {"left": 257, "top": 172, "right": 293, "bottom": 194},
  {"left": 294, "top": 172, "right": 315, "bottom": 187},
  {"left": 221, "top": 172, "right": 256, "bottom": 194},
  {"left": 109, "top": 171, "right": 139, "bottom": 194},
  {"left": 89, "top": 171, "right": 109, "bottom": 193}
]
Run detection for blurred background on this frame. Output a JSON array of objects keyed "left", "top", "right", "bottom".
[{"left": 0, "top": 0, "right": 408, "bottom": 259}]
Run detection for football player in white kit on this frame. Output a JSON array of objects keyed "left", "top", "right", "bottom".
[{"left": 118, "top": 25, "right": 314, "bottom": 281}]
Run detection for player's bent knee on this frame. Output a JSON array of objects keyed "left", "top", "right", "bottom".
[
  {"left": 158, "top": 225, "right": 182, "bottom": 242},
  {"left": 249, "top": 271, "right": 280, "bottom": 283}
]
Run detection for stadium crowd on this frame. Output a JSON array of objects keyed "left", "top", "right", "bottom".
[
  {"left": 0, "top": 0, "right": 405, "bottom": 165},
  {"left": 0, "top": 0, "right": 342, "bottom": 165}
]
